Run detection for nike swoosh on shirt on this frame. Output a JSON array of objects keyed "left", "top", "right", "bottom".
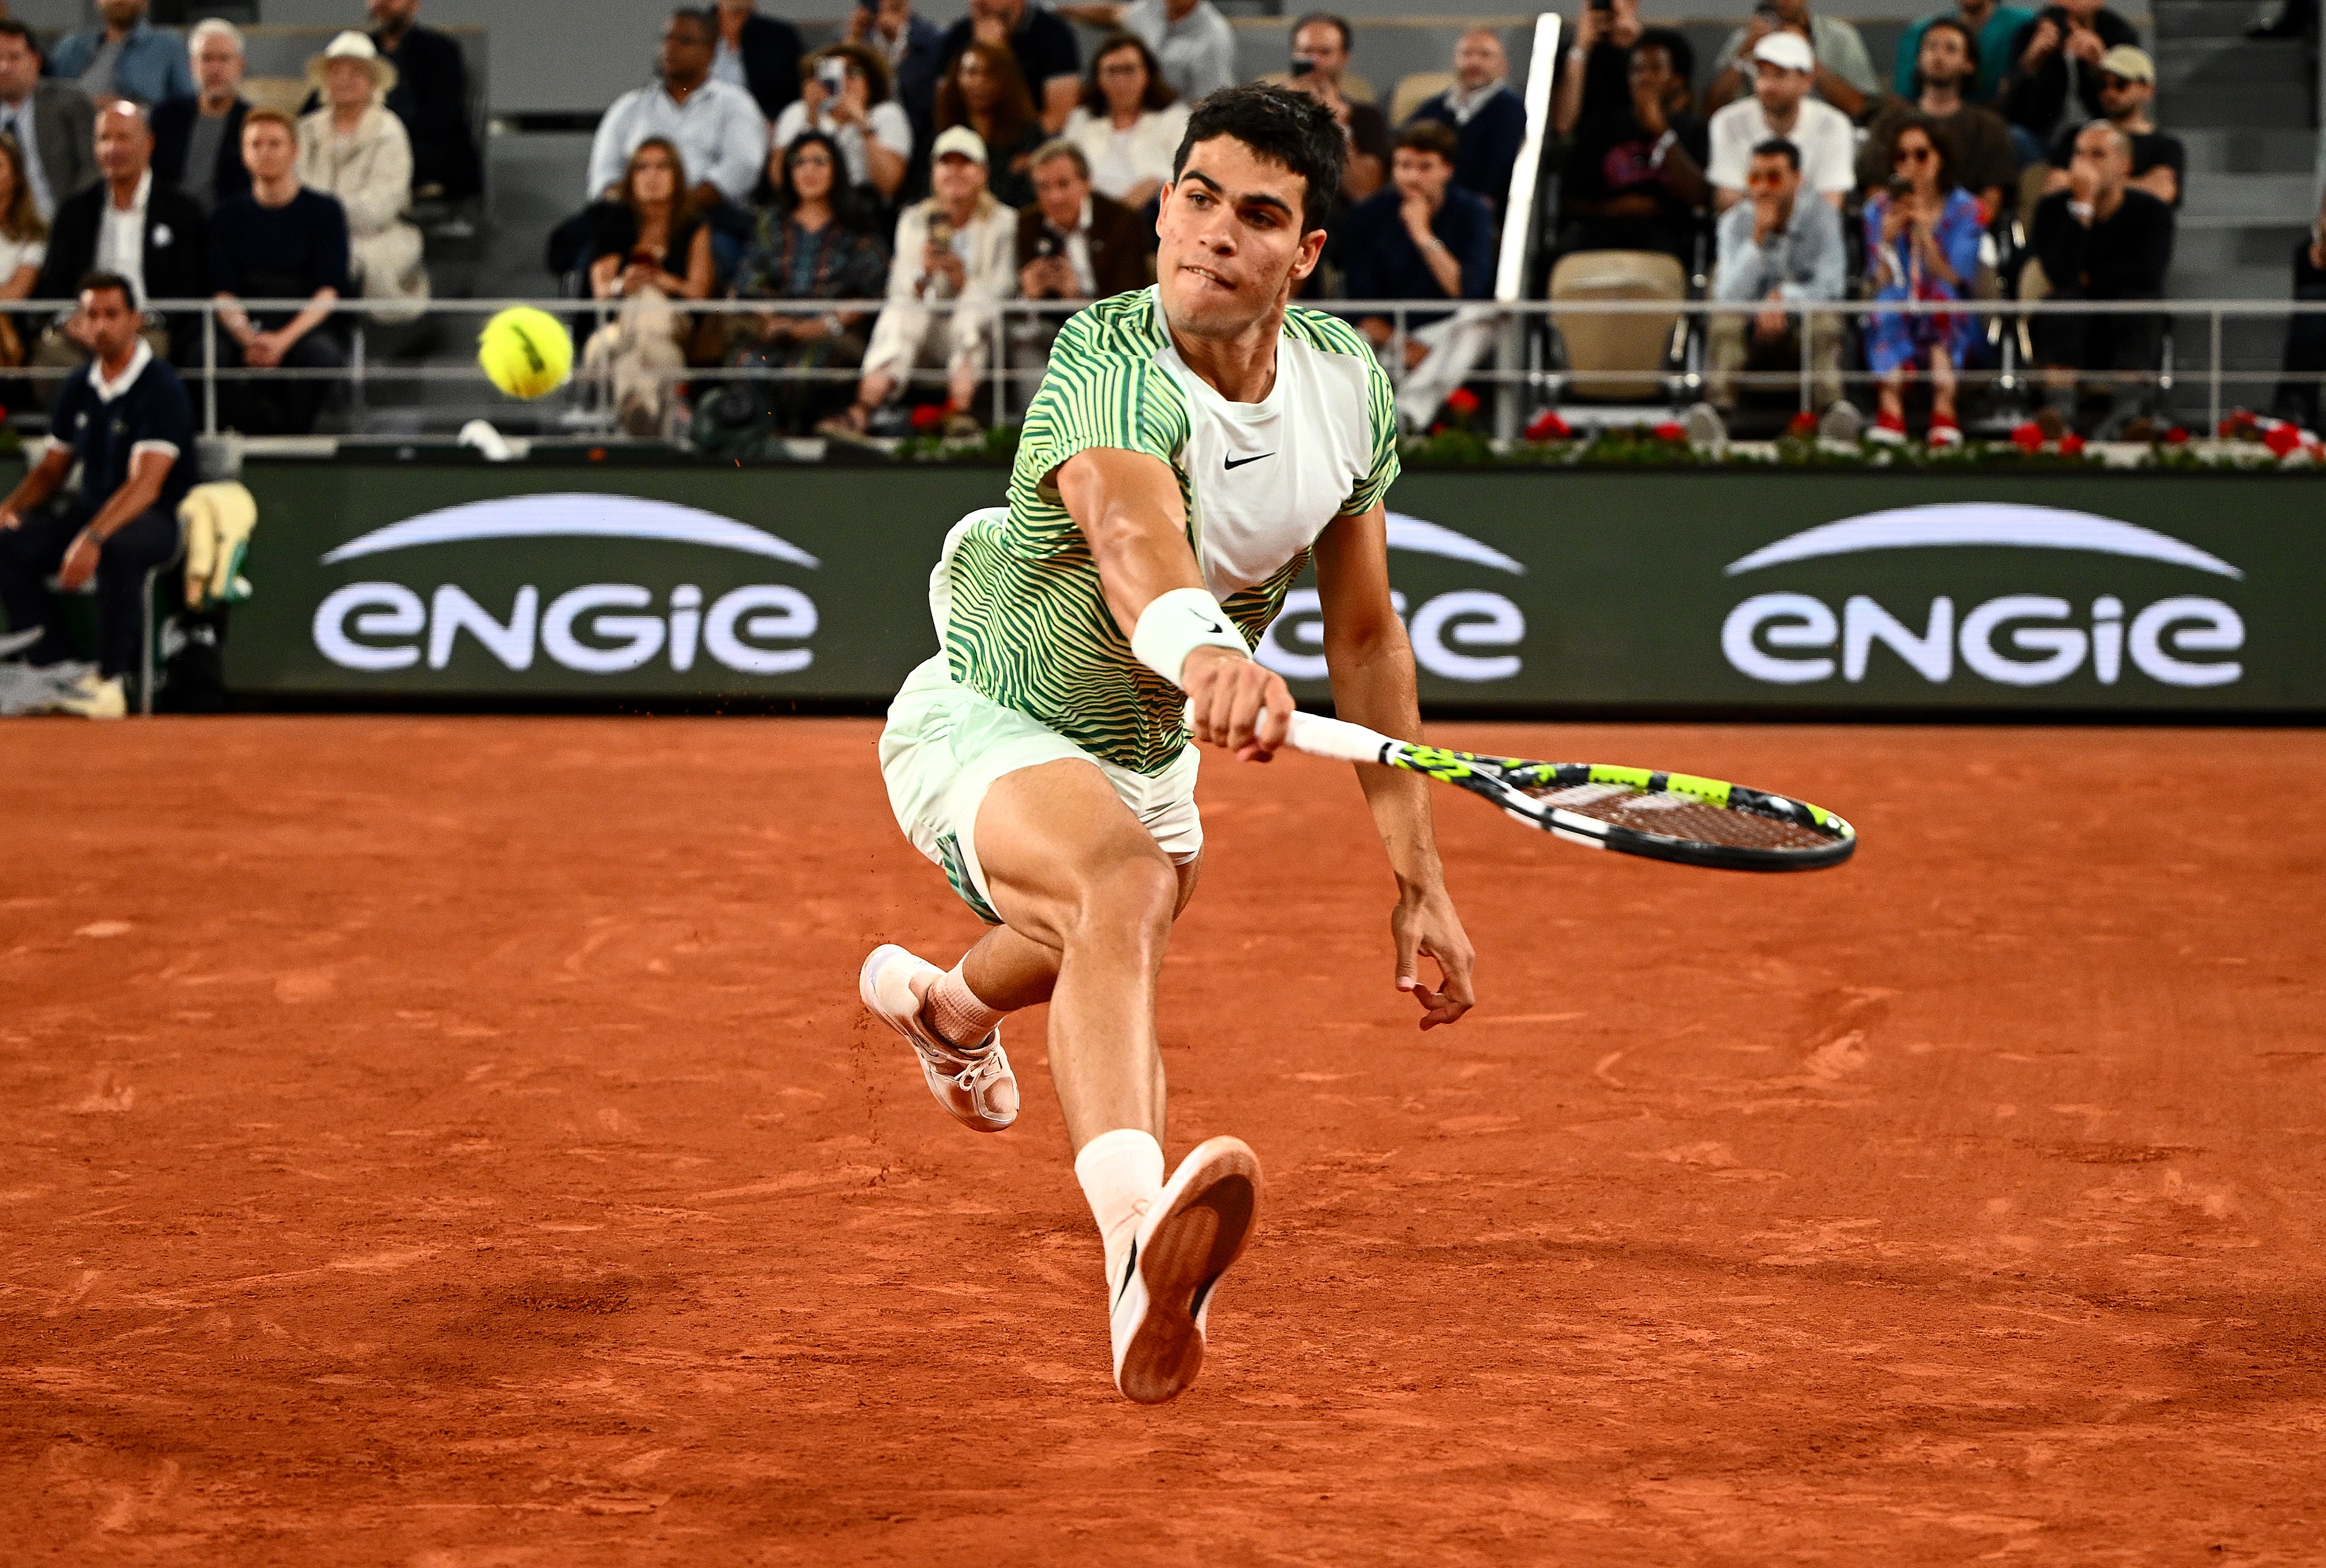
[{"left": 1223, "top": 452, "right": 1274, "bottom": 470}]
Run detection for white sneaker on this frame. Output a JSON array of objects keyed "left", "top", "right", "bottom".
[
  {"left": 858, "top": 944, "right": 1017, "bottom": 1132},
  {"left": 1110, "top": 1135, "right": 1261, "bottom": 1404},
  {"left": 53, "top": 672, "right": 125, "bottom": 720}
]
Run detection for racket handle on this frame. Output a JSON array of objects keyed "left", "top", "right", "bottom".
[{"left": 1283, "top": 711, "right": 1394, "bottom": 765}]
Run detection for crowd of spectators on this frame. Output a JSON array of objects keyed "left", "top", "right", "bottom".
[
  {"left": 0, "top": 0, "right": 481, "bottom": 438},
  {"left": 0, "top": 0, "right": 2313, "bottom": 448},
  {"left": 1552, "top": 0, "right": 2202, "bottom": 440},
  {"left": 558, "top": 3, "right": 1531, "bottom": 442}
]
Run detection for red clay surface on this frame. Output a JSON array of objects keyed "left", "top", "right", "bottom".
[{"left": 4, "top": 716, "right": 2324, "bottom": 1564}]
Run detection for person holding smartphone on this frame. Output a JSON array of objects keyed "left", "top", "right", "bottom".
[
  {"left": 1705, "top": 0, "right": 1880, "bottom": 119},
  {"left": 771, "top": 42, "right": 913, "bottom": 202}
]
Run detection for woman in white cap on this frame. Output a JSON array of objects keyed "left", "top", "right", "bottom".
[{"left": 298, "top": 30, "right": 428, "bottom": 321}]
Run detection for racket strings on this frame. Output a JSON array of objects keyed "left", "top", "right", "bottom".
[{"left": 1521, "top": 784, "right": 1838, "bottom": 851}]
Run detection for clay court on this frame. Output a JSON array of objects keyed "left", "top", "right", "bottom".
[{"left": 4, "top": 717, "right": 2322, "bottom": 1563}]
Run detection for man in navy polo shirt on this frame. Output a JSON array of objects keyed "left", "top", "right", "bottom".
[{"left": 0, "top": 272, "right": 194, "bottom": 720}]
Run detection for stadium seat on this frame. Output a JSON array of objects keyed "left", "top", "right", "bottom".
[
  {"left": 1549, "top": 250, "right": 1685, "bottom": 402},
  {"left": 1388, "top": 71, "right": 1453, "bottom": 127}
]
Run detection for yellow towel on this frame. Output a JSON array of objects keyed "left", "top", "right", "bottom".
[{"left": 179, "top": 481, "right": 258, "bottom": 611}]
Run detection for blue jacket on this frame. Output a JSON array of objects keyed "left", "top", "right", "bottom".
[
  {"left": 47, "top": 20, "right": 194, "bottom": 108},
  {"left": 1338, "top": 184, "right": 1497, "bottom": 328}
]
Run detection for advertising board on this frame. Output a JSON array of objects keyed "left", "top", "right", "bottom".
[{"left": 224, "top": 461, "right": 2326, "bottom": 715}]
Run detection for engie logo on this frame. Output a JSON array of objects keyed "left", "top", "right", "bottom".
[
  {"left": 1720, "top": 504, "right": 2245, "bottom": 690},
  {"left": 1257, "top": 513, "right": 1527, "bottom": 684},
  {"left": 311, "top": 495, "right": 820, "bottom": 676}
]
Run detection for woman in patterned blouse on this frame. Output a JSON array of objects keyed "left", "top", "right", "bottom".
[{"left": 726, "top": 131, "right": 891, "bottom": 435}]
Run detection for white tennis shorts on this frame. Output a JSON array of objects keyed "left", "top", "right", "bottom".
[
  {"left": 879, "top": 654, "right": 1202, "bottom": 925},
  {"left": 879, "top": 510, "right": 1201, "bottom": 924}
]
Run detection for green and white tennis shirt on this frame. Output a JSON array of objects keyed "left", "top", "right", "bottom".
[{"left": 939, "top": 286, "right": 1399, "bottom": 776}]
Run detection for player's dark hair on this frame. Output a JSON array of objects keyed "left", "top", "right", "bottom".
[
  {"left": 1172, "top": 84, "right": 1346, "bottom": 234},
  {"left": 1750, "top": 137, "right": 1802, "bottom": 173},
  {"left": 77, "top": 270, "right": 135, "bottom": 311}
]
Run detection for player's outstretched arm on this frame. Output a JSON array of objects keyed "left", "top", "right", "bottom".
[
  {"left": 1055, "top": 446, "right": 1294, "bottom": 759},
  {"left": 1314, "top": 504, "right": 1476, "bottom": 1029}
]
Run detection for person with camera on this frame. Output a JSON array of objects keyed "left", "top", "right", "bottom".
[
  {"left": 1007, "top": 140, "right": 1147, "bottom": 400},
  {"left": 1698, "top": 138, "right": 1848, "bottom": 435},
  {"left": 772, "top": 43, "right": 913, "bottom": 206},
  {"left": 1857, "top": 18, "right": 2015, "bottom": 223},
  {"left": 2001, "top": 0, "right": 2138, "bottom": 167},
  {"left": 1277, "top": 13, "right": 1386, "bottom": 206},
  {"left": 1551, "top": 27, "right": 1707, "bottom": 268},
  {"left": 1862, "top": 115, "right": 1984, "bottom": 447},
  {"left": 938, "top": 0, "right": 1082, "bottom": 137},
  {"left": 581, "top": 137, "right": 712, "bottom": 441},
  {"left": 826, "top": 125, "right": 1015, "bottom": 438},
  {"left": 1706, "top": 0, "right": 1880, "bottom": 120}
]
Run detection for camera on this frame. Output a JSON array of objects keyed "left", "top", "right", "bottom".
[
  {"left": 817, "top": 57, "right": 848, "bottom": 94},
  {"left": 1288, "top": 54, "right": 1317, "bottom": 77},
  {"left": 1588, "top": 0, "right": 1614, "bottom": 13}
]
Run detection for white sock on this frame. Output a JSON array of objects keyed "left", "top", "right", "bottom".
[
  {"left": 1074, "top": 1128, "right": 1164, "bottom": 1288},
  {"left": 921, "top": 962, "right": 1007, "bottom": 1050}
]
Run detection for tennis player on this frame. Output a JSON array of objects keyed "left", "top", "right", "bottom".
[{"left": 862, "top": 84, "right": 1476, "bottom": 1404}]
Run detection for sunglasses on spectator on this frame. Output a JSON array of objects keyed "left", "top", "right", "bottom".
[
  {"left": 1893, "top": 145, "right": 1935, "bottom": 164},
  {"left": 1745, "top": 168, "right": 1790, "bottom": 188},
  {"left": 2101, "top": 72, "right": 2137, "bottom": 90}
]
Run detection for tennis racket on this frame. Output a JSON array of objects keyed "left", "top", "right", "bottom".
[{"left": 1284, "top": 712, "right": 1856, "bottom": 872}]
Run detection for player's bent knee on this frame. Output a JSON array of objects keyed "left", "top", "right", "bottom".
[{"left": 1070, "top": 850, "right": 1179, "bottom": 945}]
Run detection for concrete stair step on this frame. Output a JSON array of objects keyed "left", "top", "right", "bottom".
[
  {"left": 2155, "top": 35, "right": 2312, "bottom": 92},
  {"left": 2172, "top": 220, "right": 2313, "bottom": 271},
  {"left": 2166, "top": 80, "right": 2313, "bottom": 127},
  {"left": 2169, "top": 264, "right": 2307, "bottom": 301},
  {"left": 2175, "top": 127, "right": 2319, "bottom": 174},
  {"left": 2184, "top": 171, "right": 2321, "bottom": 219}
]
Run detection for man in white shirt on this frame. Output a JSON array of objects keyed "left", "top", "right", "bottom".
[
  {"left": 585, "top": 8, "right": 767, "bottom": 209},
  {"left": 1706, "top": 32, "right": 1854, "bottom": 212}
]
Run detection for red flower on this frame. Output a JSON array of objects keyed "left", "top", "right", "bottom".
[
  {"left": 910, "top": 404, "right": 947, "bottom": 432},
  {"left": 2264, "top": 423, "right": 2303, "bottom": 458},
  {"left": 1524, "top": 409, "right": 1571, "bottom": 442},
  {"left": 1653, "top": 421, "right": 1686, "bottom": 443},
  {"left": 2011, "top": 421, "right": 2044, "bottom": 453},
  {"left": 1786, "top": 409, "right": 1818, "bottom": 439},
  {"left": 1445, "top": 387, "right": 1481, "bottom": 417},
  {"left": 2164, "top": 425, "right": 2189, "bottom": 446},
  {"left": 2058, "top": 433, "right": 2086, "bottom": 457}
]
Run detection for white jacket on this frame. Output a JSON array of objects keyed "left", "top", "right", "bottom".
[
  {"left": 1061, "top": 103, "right": 1189, "bottom": 204},
  {"left": 864, "top": 191, "right": 1016, "bottom": 378},
  {"left": 297, "top": 103, "right": 428, "bottom": 310}
]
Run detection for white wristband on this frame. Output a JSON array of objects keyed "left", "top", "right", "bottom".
[{"left": 1130, "top": 587, "right": 1247, "bottom": 689}]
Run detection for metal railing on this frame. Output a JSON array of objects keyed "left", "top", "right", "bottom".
[{"left": 8, "top": 293, "right": 2322, "bottom": 446}]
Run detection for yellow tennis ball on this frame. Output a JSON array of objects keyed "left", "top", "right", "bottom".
[{"left": 478, "top": 306, "right": 573, "bottom": 400}]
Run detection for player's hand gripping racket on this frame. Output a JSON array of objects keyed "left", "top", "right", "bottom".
[{"left": 1284, "top": 713, "right": 1856, "bottom": 872}]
